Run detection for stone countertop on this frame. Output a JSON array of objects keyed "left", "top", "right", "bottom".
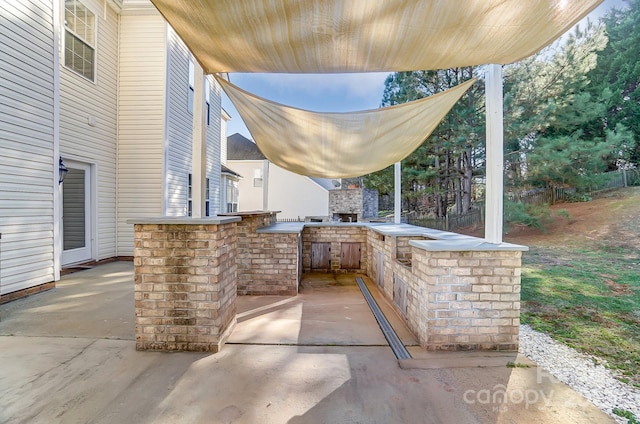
[
  {"left": 218, "top": 211, "right": 280, "bottom": 217},
  {"left": 127, "top": 216, "right": 241, "bottom": 225},
  {"left": 257, "top": 221, "right": 528, "bottom": 252}
]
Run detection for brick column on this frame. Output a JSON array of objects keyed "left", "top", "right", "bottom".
[
  {"left": 411, "top": 249, "right": 522, "bottom": 351},
  {"left": 132, "top": 218, "right": 239, "bottom": 352}
]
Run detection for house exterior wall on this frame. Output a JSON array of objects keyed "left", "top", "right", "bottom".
[
  {"left": 164, "top": 27, "right": 192, "bottom": 217},
  {"left": 267, "top": 164, "right": 329, "bottom": 220},
  {"left": 205, "top": 74, "right": 222, "bottom": 215},
  {"left": 1, "top": 0, "right": 227, "bottom": 299},
  {"left": 165, "top": 32, "right": 222, "bottom": 218},
  {"left": 59, "top": 0, "right": 119, "bottom": 261},
  {"left": 229, "top": 160, "right": 265, "bottom": 211},
  {"left": 117, "top": 11, "right": 166, "bottom": 256},
  {"left": 0, "top": 0, "right": 56, "bottom": 294}
]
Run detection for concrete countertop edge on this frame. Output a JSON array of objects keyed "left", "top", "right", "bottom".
[
  {"left": 126, "top": 216, "right": 242, "bottom": 225},
  {"left": 256, "top": 222, "right": 528, "bottom": 252}
]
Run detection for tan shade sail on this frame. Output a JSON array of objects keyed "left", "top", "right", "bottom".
[
  {"left": 215, "top": 75, "right": 476, "bottom": 178},
  {"left": 151, "top": 0, "right": 601, "bottom": 73}
]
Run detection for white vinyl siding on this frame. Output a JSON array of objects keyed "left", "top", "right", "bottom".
[
  {"left": 267, "top": 165, "right": 330, "bottom": 219},
  {"left": 59, "top": 1, "right": 118, "bottom": 260},
  {"left": 205, "top": 75, "right": 222, "bottom": 215},
  {"left": 166, "top": 36, "right": 224, "bottom": 217},
  {"left": 117, "top": 13, "right": 166, "bottom": 256},
  {"left": 220, "top": 114, "right": 229, "bottom": 164},
  {"left": 0, "top": 0, "right": 56, "bottom": 294},
  {"left": 165, "top": 28, "right": 193, "bottom": 216},
  {"left": 228, "top": 160, "right": 267, "bottom": 212}
]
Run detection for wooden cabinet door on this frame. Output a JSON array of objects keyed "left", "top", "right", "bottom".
[
  {"left": 311, "top": 242, "right": 331, "bottom": 270},
  {"left": 340, "top": 242, "right": 361, "bottom": 269},
  {"left": 375, "top": 250, "right": 384, "bottom": 287},
  {"left": 393, "top": 274, "right": 407, "bottom": 317}
]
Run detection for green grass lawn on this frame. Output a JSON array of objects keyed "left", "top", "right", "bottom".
[{"left": 521, "top": 246, "right": 640, "bottom": 386}]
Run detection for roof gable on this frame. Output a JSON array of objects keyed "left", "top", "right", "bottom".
[{"left": 227, "top": 133, "right": 266, "bottom": 160}]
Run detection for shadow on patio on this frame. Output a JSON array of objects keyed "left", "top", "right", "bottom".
[{"left": 0, "top": 262, "right": 614, "bottom": 424}]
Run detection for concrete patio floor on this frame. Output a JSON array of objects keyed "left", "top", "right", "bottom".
[{"left": 0, "top": 262, "right": 613, "bottom": 423}]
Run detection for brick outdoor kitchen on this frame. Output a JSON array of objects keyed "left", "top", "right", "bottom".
[{"left": 130, "top": 209, "right": 526, "bottom": 353}]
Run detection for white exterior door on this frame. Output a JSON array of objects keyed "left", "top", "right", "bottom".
[{"left": 61, "top": 161, "right": 93, "bottom": 265}]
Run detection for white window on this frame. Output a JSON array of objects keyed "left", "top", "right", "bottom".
[
  {"left": 226, "top": 179, "right": 238, "bottom": 213},
  {"left": 253, "top": 168, "right": 263, "bottom": 187},
  {"left": 64, "top": 0, "right": 95, "bottom": 81},
  {"left": 188, "top": 59, "right": 194, "bottom": 113},
  {"left": 188, "top": 174, "right": 211, "bottom": 216}
]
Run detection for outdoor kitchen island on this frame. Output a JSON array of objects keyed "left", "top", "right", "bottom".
[{"left": 131, "top": 212, "right": 527, "bottom": 352}]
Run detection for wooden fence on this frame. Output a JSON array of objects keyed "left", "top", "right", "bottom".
[
  {"left": 507, "top": 186, "right": 573, "bottom": 206},
  {"left": 407, "top": 208, "right": 483, "bottom": 232},
  {"left": 277, "top": 218, "right": 305, "bottom": 223},
  {"left": 507, "top": 169, "right": 638, "bottom": 206},
  {"left": 408, "top": 169, "right": 638, "bottom": 231}
]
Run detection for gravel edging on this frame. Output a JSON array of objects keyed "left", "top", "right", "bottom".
[{"left": 519, "top": 324, "right": 640, "bottom": 424}]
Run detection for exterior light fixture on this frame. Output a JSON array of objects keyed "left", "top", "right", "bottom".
[{"left": 59, "top": 157, "right": 68, "bottom": 185}]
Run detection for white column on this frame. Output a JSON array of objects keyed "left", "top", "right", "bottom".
[
  {"left": 394, "top": 161, "right": 401, "bottom": 224},
  {"left": 191, "top": 64, "right": 207, "bottom": 218},
  {"left": 485, "top": 64, "right": 504, "bottom": 244}
]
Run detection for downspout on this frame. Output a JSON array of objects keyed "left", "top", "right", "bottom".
[
  {"left": 53, "top": 0, "right": 62, "bottom": 281},
  {"left": 114, "top": 5, "right": 121, "bottom": 255}
]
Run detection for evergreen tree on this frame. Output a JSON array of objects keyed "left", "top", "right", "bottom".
[
  {"left": 365, "top": 68, "right": 483, "bottom": 217},
  {"left": 589, "top": 0, "right": 640, "bottom": 167},
  {"left": 504, "top": 21, "right": 630, "bottom": 188}
]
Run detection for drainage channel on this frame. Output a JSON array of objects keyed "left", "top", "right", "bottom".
[{"left": 356, "top": 277, "right": 411, "bottom": 360}]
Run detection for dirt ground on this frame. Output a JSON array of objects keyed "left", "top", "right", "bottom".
[{"left": 463, "top": 186, "right": 640, "bottom": 250}]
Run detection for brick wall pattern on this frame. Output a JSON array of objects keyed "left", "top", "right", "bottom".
[
  {"left": 235, "top": 212, "right": 300, "bottom": 295},
  {"left": 133, "top": 222, "right": 237, "bottom": 352}
]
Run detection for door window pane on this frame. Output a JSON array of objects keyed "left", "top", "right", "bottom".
[{"left": 63, "top": 168, "right": 86, "bottom": 250}]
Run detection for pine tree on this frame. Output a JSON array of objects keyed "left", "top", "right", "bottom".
[
  {"left": 504, "top": 21, "right": 630, "bottom": 189},
  {"left": 589, "top": 0, "right": 640, "bottom": 167},
  {"left": 366, "top": 68, "right": 483, "bottom": 217}
]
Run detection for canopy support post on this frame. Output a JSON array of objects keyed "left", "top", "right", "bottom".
[
  {"left": 394, "top": 161, "right": 401, "bottom": 224},
  {"left": 484, "top": 64, "right": 504, "bottom": 244},
  {"left": 191, "top": 63, "right": 207, "bottom": 218}
]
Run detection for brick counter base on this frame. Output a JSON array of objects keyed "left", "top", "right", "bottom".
[
  {"left": 412, "top": 250, "right": 521, "bottom": 351},
  {"left": 133, "top": 222, "right": 237, "bottom": 352}
]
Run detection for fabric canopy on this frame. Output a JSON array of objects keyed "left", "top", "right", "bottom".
[
  {"left": 151, "top": 0, "right": 602, "bottom": 73},
  {"left": 215, "top": 75, "right": 476, "bottom": 178}
]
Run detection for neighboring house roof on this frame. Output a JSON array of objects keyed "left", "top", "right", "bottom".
[
  {"left": 221, "top": 164, "right": 242, "bottom": 178},
  {"left": 227, "top": 133, "right": 265, "bottom": 160}
]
